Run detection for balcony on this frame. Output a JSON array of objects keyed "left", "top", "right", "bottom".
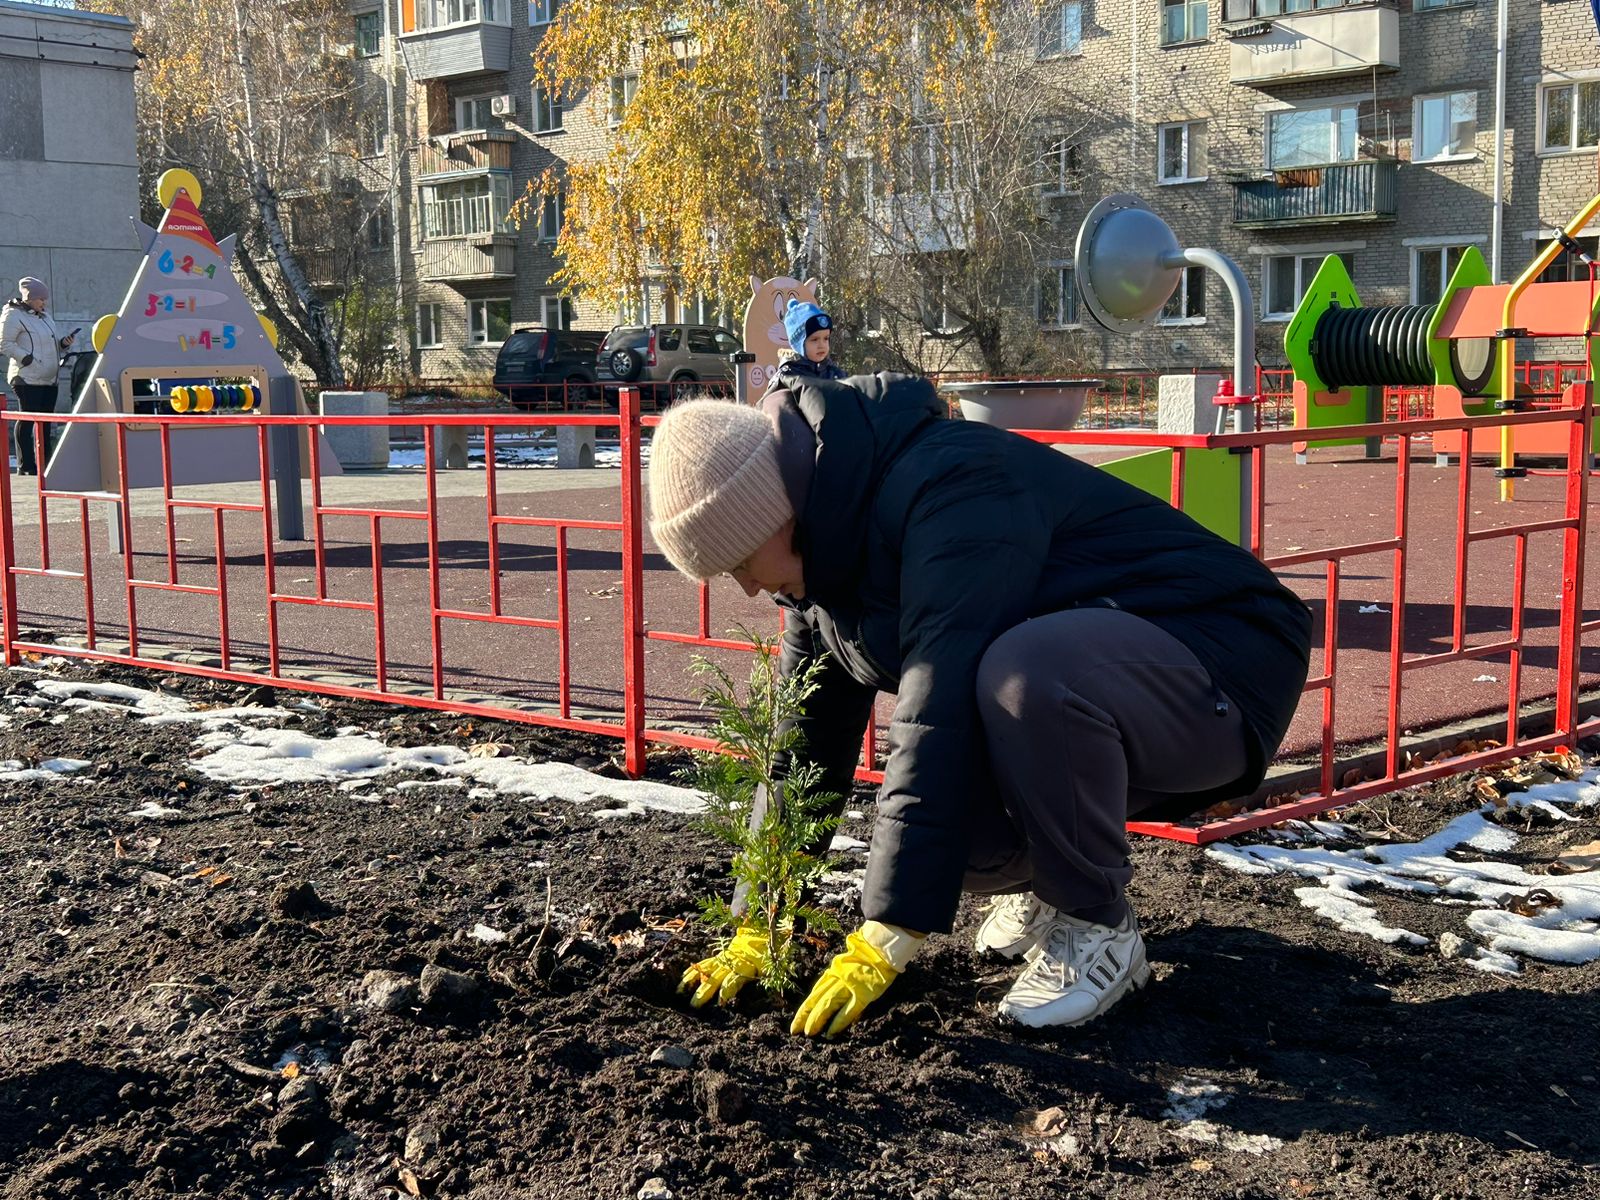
[
  {"left": 1232, "top": 160, "right": 1398, "bottom": 227},
  {"left": 398, "top": 20, "right": 511, "bottom": 81},
  {"left": 1227, "top": 4, "right": 1398, "bottom": 86},
  {"left": 297, "top": 248, "right": 349, "bottom": 289},
  {"left": 416, "top": 129, "right": 515, "bottom": 178},
  {"left": 417, "top": 233, "right": 516, "bottom": 283}
]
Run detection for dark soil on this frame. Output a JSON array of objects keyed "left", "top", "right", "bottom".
[{"left": 1, "top": 662, "right": 1596, "bottom": 1200}]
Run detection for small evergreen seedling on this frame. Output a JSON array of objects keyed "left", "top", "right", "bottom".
[{"left": 688, "top": 631, "right": 843, "bottom": 996}]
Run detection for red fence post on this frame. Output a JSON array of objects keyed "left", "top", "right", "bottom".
[
  {"left": 619, "top": 386, "right": 647, "bottom": 776},
  {"left": 1556, "top": 383, "right": 1592, "bottom": 736},
  {"left": 0, "top": 408, "right": 16, "bottom": 665}
]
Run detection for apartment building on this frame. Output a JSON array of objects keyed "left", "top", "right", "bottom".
[
  {"left": 340, "top": 0, "right": 1600, "bottom": 378},
  {"left": 1041, "top": 0, "right": 1600, "bottom": 369}
]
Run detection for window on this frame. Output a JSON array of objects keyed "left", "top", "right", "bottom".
[
  {"left": 1540, "top": 80, "right": 1600, "bottom": 154},
  {"left": 540, "top": 295, "right": 574, "bottom": 329},
  {"left": 1225, "top": 0, "right": 1361, "bottom": 15},
  {"left": 420, "top": 175, "right": 512, "bottom": 239},
  {"left": 457, "top": 95, "right": 500, "bottom": 131},
  {"left": 359, "top": 111, "right": 387, "bottom": 157},
  {"left": 539, "top": 191, "right": 564, "bottom": 242},
  {"left": 1158, "top": 121, "right": 1207, "bottom": 184},
  {"left": 686, "top": 327, "right": 717, "bottom": 354},
  {"left": 1268, "top": 104, "right": 1359, "bottom": 169},
  {"left": 1037, "top": 264, "right": 1079, "bottom": 328},
  {"left": 1411, "top": 244, "right": 1470, "bottom": 304},
  {"left": 421, "top": 0, "right": 503, "bottom": 25},
  {"left": 617, "top": 294, "right": 645, "bottom": 324},
  {"left": 609, "top": 74, "right": 638, "bottom": 127},
  {"left": 529, "top": 0, "right": 557, "bottom": 25},
  {"left": 1413, "top": 0, "right": 1469, "bottom": 9},
  {"left": 355, "top": 10, "right": 382, "bottom": 56},
  {"left": 912, "top": 125, "right": 960, "bottom": 193},
  {"left": 532, "top": 84, "right": 563, "bottom": 133},
  {"left": 1159, "top": 266, "right": 1206, "bottom": 324},
  {"left": 923, "top": 282, "right": 958, "bottom": 333},
  {"left": 1037, "top": 1, "right": 1082, "bottom": 57},
  {"left": 367, "top": 201, "right": 392, "bottom": 250},
  {"left": 468, "top": 298, "right": 512, "bottom": 345},
  {"left": 713, "top": 329, "right": 741, "bottom": 355},
  {"left": 1537, "top": 234, "right": 1600, "bottom": 284},
  {"left": 1039, "top": 136, "right": 1083, "bottom": 196},
  {"left": 1161, "top": 0, "right": 1207, "bottom": 46},
  {"left": 417, "top": 303, "right": 443, "bottom": 349},
  {"left": 1264, "top": 252, "right": 1352, "bottom": 318},
  {"left": 1415, "top": 92, "right": 1477, "bottom": 161},
  {"left": 685, "top": 292, "right": 732, "bottom": 328}
]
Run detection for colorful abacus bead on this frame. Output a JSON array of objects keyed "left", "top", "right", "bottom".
[
  {"left": 241, "top": 385, "right": 257, "bottom": 411},
  {"left": 196, "top": 386, "right": 215, "bottom": 413}
]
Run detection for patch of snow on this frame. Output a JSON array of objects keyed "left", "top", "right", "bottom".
[
  {"left": 817, "top": 868, "right": 865, "bottom": 909},
  {"left": 0, "top": 757, "right": 91, "bottom": 782},
  {"left": 35, "top": 679, "right": 189, "bottom": 715},
  {"left": 1357, "top": 604, "right": 1389, "bottom": 614},
  {"left": 1208, "top": 772, "right": 1600, "bottom": 970},
  {"left": 127, "top": 800, "right": 181, "bottom": 819},
  {"left": 393, "top": 778, "right": 467, "bottom": 791},
  {"left": 142, "top": 706, "right": 292, "bottom": 729},
  {"left": 469, "top": 923, "right": 507, "bottom": 944},
  {"left": 829, "top": 834, "right": 869, "bottom": 853},
  {"left": 1473, "top": 674, "right": 1500, "bottom": 683},
  {"left": 1163, "top": 1078, "right": 1282, "bottom": 1155},
  {"left": 187, "top": 726, "right": 704, "bottom": 817}
]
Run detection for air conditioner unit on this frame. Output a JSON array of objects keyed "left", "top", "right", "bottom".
[{"left": 490, "top": 94, "right": 516, "bottom": 117}]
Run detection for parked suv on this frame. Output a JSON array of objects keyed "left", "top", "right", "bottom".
[
  {"left": 492, "top": 327, "right": 606, "bottom": 409},
  {"left": 595, "top": 324, "right": 743, "bottom": 399}
]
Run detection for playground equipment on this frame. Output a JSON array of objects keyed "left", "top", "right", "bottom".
[
  {"left": 46, "top": 167, "right": 340, "bottom": 543},
  {"left": 1073, "top": 194, "right": 1258, "bottom": 545},
  {"left": 1282, "top": 197, "right": 1600, "bottom": 497}
]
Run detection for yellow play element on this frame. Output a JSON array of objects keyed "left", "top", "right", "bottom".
[
  {"left": 91, "top": 313, "right": 117, "bottom": 354},
  {"left": 157, "top": 168, "right": 203, "bottom": 211},
  {"left": 256, "top": 312, "right": 279, "bottom": 349}
]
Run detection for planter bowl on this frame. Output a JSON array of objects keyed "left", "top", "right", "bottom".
[{"left": 943, "top": 379, "right": 1101, "bottom": 431}]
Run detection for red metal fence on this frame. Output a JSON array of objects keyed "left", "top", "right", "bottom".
[{"left": 0, "top": 385, "right": 1593, "bottom": 844}]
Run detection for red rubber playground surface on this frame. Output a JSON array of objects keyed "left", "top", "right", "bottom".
[{"left": 6, "top": 432, "right": 1593, "bottom": 771}]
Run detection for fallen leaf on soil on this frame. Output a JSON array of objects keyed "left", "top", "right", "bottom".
[
  {"left": 1030, "top": 1106, "right": 1069, "bottom": 1137},
  {"left": 1340, "top": 767, "right": 1365, "bottom": 789},
  {"left": 194, "top": 866, "right": 217, "bottom": 877},
  {"left": 1286, "top": 1179, "right": 1314, "bottom": 1197},
  {"left": 114, "top": 837, "right": 126, "bottom": 858},
  {"left": 398, "top": 1164, "right": 425, "bottom": 1197},
  {"left": 1551, "top": 840, "right": 1600, "bottom": 875},
  {"left": 469, "top": 742, "right": 510, "bottom": 758},
  {"left": 1474, "top": 777, "right": 1508, "bottom": 808},
  {"left": 207, "top": 874, "right": 232, "bottom": 888},
  {"left": 1504, "top": 888, "right": 1562, "bottom": 917},
  {"left": 1190, "top": 1159, "right": 1213, "bottom": 1173},
  {"left": 1201, "top": 800, "right": 1243, "bottom": 820},
  {"left": 1535, "top": 748, "right": 1583, "bottom": 777},
  {"left": 281, "top": 1061, "right": 300, "bottom": 1079}
]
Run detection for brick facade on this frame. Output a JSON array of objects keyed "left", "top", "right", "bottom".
[{"left": 341, "top": 0, "right": 1600, "bottom": 378}]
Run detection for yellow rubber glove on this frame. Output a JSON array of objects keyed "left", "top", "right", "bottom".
[
  {"left": 679, "top": 924, "right": 767, "bottom": 1008},
  {"left": 791, "top": 921, "right": 924, "bottom": 1038}
]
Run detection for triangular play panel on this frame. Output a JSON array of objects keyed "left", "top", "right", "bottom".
[{"left": 45, "top": 168, "right": 341, "bottom": 494}]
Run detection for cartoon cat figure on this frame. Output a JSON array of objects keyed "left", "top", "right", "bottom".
[{"left": 741, "top": 273, "right": 819, "bottom": 396}]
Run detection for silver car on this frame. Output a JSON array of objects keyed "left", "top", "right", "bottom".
[{"left": 595, "top": 324, "right": 742, "bottom": 401}]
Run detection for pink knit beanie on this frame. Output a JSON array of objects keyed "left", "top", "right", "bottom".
[{"left": 648, "top": 398, "right": 793, "bottom": 580}]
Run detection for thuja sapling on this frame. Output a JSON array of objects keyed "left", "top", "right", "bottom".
[{"left": 687, "top": 632, "right": 843, "bottom": 996}]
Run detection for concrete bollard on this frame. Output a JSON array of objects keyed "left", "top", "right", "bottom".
[
  {"left": 433, "top": 425, "right": 470, "bottom": 470},
  {"left": 1157, "top": 373, "right": 1224, "bottom": 438},
  {"left": 319, "top": 391, "right": 389, "bottom": 471},
  {"left": 556, "top": 424, "right": 597, "bottom": 469}
]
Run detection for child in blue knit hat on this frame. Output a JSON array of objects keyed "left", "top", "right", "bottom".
[{"left": 772, "top": 298, "right": 848, "bottom": 387}]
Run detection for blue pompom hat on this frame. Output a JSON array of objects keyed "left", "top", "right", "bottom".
[{"left": 783, "top": 299, "right": 831, "bottom": 355}]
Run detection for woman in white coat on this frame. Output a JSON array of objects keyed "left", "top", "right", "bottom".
[{"left": 0, "top": 276, "right": 74, "bottom": 475}]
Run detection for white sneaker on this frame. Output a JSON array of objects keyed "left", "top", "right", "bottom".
[
  {"left": 996, "top": 911, "right": 1150, "bottom": 1029},
  {"left": 973, "top": 892, "right": 1057, "bottom": 960}
]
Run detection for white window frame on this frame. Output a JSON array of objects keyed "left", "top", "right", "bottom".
[
  {"left": 468, "top": 297, "right": 512, "bottom": 346},
  {"left": 366, "top": 201, "right": 393, "bottom": 251},
  {"left": 540, "top": 294, "right": 573, "bottom": 329},
  {"left": 1039, "top": 135, "right": 1082, "bottom": 198},
  {"left": 1413, "top": 91, "right": 1478, "bottom": 163},
  {"left": 531, "top": 83, "right": 563, "bottom": 134},
  {"left": 420, "top": 174, "right": 512, "bottom": 240},
  {"left": 1158, "top": 266, "right": 1206, "bottom": 326},
  {"left": 354, "top": 10, "right": 382, "bottom": 57},
  {"left": 1160, "top": 0, "right": 1208, "bottom": 47},
  {"left": 416, "top": 302, "right": 443, "bottom": 349},
  {"left": 359, "top": 111, "right": 388, "bottom": 158},
  {"left": 922, "top": 283, "right": 960, "bottom": 335},
  {"left": 421, "top": 0, "right": 508, "bottom": 28},
  {"left": 1538, "top": 76, "right": 1600, "bottom": 156},
  {"left": 609, "top": 73, "right": 638, "bottom": 128},
  {"left": 539, "top": 191, "right": 564, "bottom": 242},
  {"left": 457, "top": 94, "right": 499, "bottom": 132},
  {"left": 1037, "top": 1, "right": 1083, "bottom": 59},
  {"left": 1157, "top": 120, "right": 1207, "bottom": 185},
  {"left": 1037, "top": 262, "right": 1080, "bottom": 330},
  {"left": 528, "top": 0, "right": 557, "bottom": 26},
  {"left": 1409, "top": 243, "right": 1472, "bottom": 305},
  {"left": 1262, "top": 251, "right": 1353, "bottom": 321},
  {"left": 1266, "top": 103, "right": 1360, "bottom": 169}
]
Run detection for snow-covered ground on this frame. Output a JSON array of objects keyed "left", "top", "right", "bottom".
[{"left": 1209, "top": 776, "right": 1600, "bottom": 974}]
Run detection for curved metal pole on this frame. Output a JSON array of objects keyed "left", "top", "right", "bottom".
[{"left": 1168, "top": 247, "right": 1257, "bottom": 434}]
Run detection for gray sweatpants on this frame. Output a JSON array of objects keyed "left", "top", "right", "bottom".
[{"left": 966, "top": 608, "right": 1250, "bottom": 926}]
